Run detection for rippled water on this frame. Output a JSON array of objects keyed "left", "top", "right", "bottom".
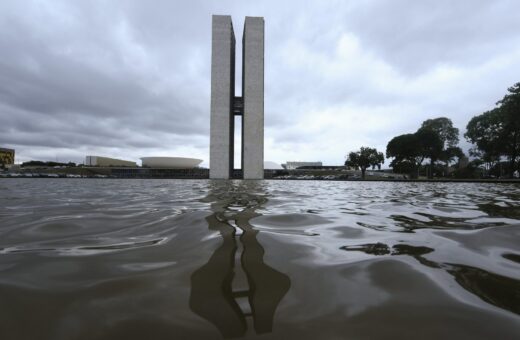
[{"left": 0, "top": 179, "right": 519, "bottom": 339}]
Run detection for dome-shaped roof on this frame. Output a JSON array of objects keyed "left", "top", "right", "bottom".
[{"left": 264, "top": 161, "right": 283, "bottom": 170}]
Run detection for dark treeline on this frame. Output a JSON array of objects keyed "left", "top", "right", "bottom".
[
  {"left": 465, "top": 82, "right": 520, "bottom": 178},
  {"left": 21, "top": 161, "right": 77, "bottom": 167},
  {"left": 346, "top": 82, "right": 520, "bottom": 179},
  {"left": 386, "top": 117, "right": 462, "bottom": 179}
]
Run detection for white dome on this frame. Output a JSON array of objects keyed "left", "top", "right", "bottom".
[{"left": 140, "top": 157, "right": 203, "bottom": 169}]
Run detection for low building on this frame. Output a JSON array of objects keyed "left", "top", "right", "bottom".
[
  {"left": 296, "top": 165, "right": 345, "bottom": 170},
  {"left": 284, "top": 161, "right": 322, "bottom": 170},
  {"left": 85, "top": 156, "right": 137, "bottom": 167},
  {"left": 140, "top": 157, "right": 202, "bottom": 169},
  {"left": 0, "top": 148, "right": 15, "bottom": 167}
]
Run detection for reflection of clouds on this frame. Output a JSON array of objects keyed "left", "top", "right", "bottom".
[{"left": 189, "top": 181, "right": 290, "bottom": 338}]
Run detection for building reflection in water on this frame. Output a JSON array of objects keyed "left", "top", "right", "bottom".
[{"left": 189, "top": 182, "right": 291, "bottom": 338}]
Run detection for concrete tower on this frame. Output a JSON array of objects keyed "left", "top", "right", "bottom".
[{"left": 210, "top": 15, "right": 264, "bottom": 179}]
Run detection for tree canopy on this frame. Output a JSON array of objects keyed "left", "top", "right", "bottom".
[
  {"left": 417, "top": 117, "right": 459, "bottom": 178},
  {"left": 420, "top": 117, "right": 459, "bottom": 149},
  {"left": 386, "top": 128, "right": 443, "bottom": 178},
  {"left": 497, "top": 82, "right": 520, "bottom": 175},
  {"left": 345, "top": 147, "right": 384, "bottom": 179},
  {"left": 465, "top": 82, "right": 520, "bottom": 176},
  {"left": 465, "top": 108, "right": 503, "bottom": 169},
  {"left": 21, "top": 161, "right": 76, "bottom": 167},
  {"left": 386, "top": 134, "right": 418, "bottom": 178}
]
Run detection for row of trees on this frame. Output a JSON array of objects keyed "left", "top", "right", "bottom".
[
  {"left": 345, "top": 82, "right": 519, "bottom": 179},
  {"left": 21, "top": 161, "right": 77, "bottom": 167},
  {"left": 465, "top": 83, "right": 520, "bottom": 177},
  {"left": 386, "top": 117, "right": 463, "bottom": 179}
]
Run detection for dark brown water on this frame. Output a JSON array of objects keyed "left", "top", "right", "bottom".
[{"left": 0, "top": 179, "right": 519, "bottom": 339}]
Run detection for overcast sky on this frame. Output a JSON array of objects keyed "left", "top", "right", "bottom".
[{"left": 1, "top": 0, "right": 519, "bottom": 167}]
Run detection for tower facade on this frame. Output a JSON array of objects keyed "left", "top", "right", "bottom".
[{"left": 210, "top": 15, "right": 264, "bottom": 179}]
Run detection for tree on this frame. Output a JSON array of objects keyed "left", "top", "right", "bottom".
[
  {"left": 496, "top": 82, "right": 520, "bottom": 176},
  {"left": 416, "top": 128, "right": 444, "bottom": 178},
  {"left": 440, "top": 146, "right": 465, "bottom": 176},
  {"left": 386, "top": 134, "right": 424, "bottom": 178},
  {"left": 345, "top": 147, "right": 384, "bottom": 179},
  {"left": 443, "top": 146, "right": 464, "bottom": 164},
  {"left": 465, "top": 83, "right": 520, "bottom": 177},
  {"left": 420, "top": 117, "right": 459, "bottom": 148},
  {"left": 452, "top": 159, "right": 484, "bottom": 179},
  {"left": 386, "top": 129, "right": 443, "bottom": 179},
  {"left": 465, "top": 108, "right": 503, "bottom": 173},
  {"left": 418, "top": 117, "right": 459, "bottom": 178}
]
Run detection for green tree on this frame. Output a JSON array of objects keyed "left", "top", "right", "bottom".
[
  {"left": 345, "top": 147, "right": 384, "bottom": 179},
  {"left": 443, "top": 146, "right": 464, "bottom": 164},
  {"left": 496, "top": 82, "right": 520, "bottom": 176},
  {"left": 465, "top": 83, "right": 520, "bottom": 177},
  {"left": 386, "top": 129, "right": 443, "bottom": 179},
  {"left": 420, "top": 117, "right": 459, "bottom": 148},
  {"left": 440, "top": 146, "right": 465, "bottom": 175},
  {"left": 418, "top": 117, "right": 459, "bottom": 178},
  {"left": 464, "top": 108, "right": 503, "bottom": 174},
  {"left": 416, "top": 128, "right": 444, "bottom": 178},
  {"left": 386, "top": 134, "right": 424, "bottom": 178}
]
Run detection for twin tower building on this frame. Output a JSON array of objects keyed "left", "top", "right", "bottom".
[{"left": 210, "top": 15, "right": 264, "bottom": 179}]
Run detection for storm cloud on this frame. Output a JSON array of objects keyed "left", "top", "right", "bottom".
[{"left": 1, "top": 0, "right": 519, "bottom": 166}]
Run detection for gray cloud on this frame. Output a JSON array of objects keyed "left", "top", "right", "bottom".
[
  {"left": 346, "top": 0, "right": 520, "bottom": 74},
  {"left": 0, "top": 0, "right": 519, "bottom": 166}
]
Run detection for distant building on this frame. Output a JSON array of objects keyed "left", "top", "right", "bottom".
[
  {"left": 85, "top": 156, "right": 137, "bottom": 167},
  {"left": 0, "top": 148, "right": 15, "bottom": 166},
  {"left": 140, "top": 157, "right": 202, "bottom": 169},
  {"left": 296, "top": 165, "right": 345, "bottom": 170},
  {"left": 285, "top": 161, "right": 322, "bottom": 170}
]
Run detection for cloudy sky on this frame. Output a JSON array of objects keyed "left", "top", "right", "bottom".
[{"left": 1, "top": 0, "right": 519, "bottom": 167}]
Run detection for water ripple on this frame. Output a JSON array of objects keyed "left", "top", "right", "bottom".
[{"left": 0, "top": 179, "right": 519, "bottom": 339}]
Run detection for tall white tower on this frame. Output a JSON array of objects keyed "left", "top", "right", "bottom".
[{"left": 210, "top": 15, "right": 264, "bottom": 179}]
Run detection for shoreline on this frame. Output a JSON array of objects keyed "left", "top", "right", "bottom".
[{"left": 1, "top": 176, "right": 519, "bottom": 184}]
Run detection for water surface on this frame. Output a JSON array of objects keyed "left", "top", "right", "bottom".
[{"left": 0, "top": 179, "right": 519, "bottom": 339}]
